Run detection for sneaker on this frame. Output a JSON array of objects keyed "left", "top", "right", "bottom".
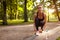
[{"left": 36, "top": 31, "right": 41, "bottom": 36}]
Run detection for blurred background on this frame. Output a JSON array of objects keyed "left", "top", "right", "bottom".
[
  {"left": 0, "top": 0, "right": 60, "bottom": 25},
  {"left": 0, "top": 0, "right": 60, "bottom": 40}
]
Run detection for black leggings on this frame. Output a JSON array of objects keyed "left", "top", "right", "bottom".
[{"left": 35, "top": 18, "right": 45, "bottom": 31}]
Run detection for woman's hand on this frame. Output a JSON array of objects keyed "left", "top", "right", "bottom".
[
  {"left": 34, "top": 27, "right": 37, "bottom": 32},
  {"left": 39, "top": 29, "right": 42, "bottom": 33},
  {"left": 43, "top": 23, "right": 46, "bottom": 30}
]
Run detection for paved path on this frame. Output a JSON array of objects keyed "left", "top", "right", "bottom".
[
  {"left": 34, "top": 26, "right": 60, "bottom": 40},
  {"left": 0, "top": 22, "right": 60, "bottom": 40}
]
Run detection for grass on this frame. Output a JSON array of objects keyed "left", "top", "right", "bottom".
[
  {"left": 56, "top": 37, "right": 60, "bottom": 40},
  {"left": 0, "top": 19, "right": 34, "bottom": 25},
  {"left": 0, "top": 18, "right": 59, "bottom": 25},
  {"left": 7, "top": 19, "right": 33, "bottom": 25}
]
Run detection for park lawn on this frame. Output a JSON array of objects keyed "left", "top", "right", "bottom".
[
  {"left": 56, "top": 37, "right": 60, "bottom": 40},
  {"left": 0, "top": 18, "right": 58, "bottom": 25},
  {"left": 7, "top": 19, "right": 33, "bottom": 25},
  {"left": 0, "top": 19, "right": 33, "bottom": 25}
]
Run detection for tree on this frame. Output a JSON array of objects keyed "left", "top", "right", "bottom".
[
  {"left": 52, "top": 0, "right": 60, "bottom": 21},
  {"left": 2, "top": 0, "right": 7, "bottom": 25},
  {"left": 24, "top": 0, "right": 28, "bottom": 22}
]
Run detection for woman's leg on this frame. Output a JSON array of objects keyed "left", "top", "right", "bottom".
[
  {"left": 39, "top": 21, "right": 45, "bottom": 33},
  {"left": 34, "top": 23, "right": 39, "bottom": 33},
  {"left": 34, "top": 18, "right": 40, "bottom": 35},
  {"left": 34, "top": 26, "right": 39, "bottom": 32},
  {"left": 34, "top": 19, "right": 39, "bottom": 33}
]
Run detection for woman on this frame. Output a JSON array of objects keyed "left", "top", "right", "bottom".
[{"left": 34, "top": 5, "right": 47, "bottom": 35}]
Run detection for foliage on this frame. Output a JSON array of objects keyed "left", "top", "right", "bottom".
[{"left": 0, "top": 0, "right": 60, "bottom": 25}]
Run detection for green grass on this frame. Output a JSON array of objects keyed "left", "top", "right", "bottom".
[
  {"left": 56, "top": 37, "right": 60, "bottom": 40},
  {"left": 0, "top": 18, "right": 59, "bottom": 25},
  {"left": 7, "top": 19, "right": 33, "bottom": 25},
  {"left": 0, "top": 19, "right": 34, "bottom": 25}
]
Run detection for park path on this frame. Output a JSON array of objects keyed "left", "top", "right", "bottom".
[{"left": 0, "top": 22, "right": 60, "bottom": 40}]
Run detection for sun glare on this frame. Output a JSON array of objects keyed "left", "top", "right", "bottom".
[
  {"left": 36, "top": 0, "right": 40, "bottom": 3},
  {"left": 45, "top": 8, "right": 55, "bottom": 14},
  {"left": 48, "top": 9, "right": 55, "bottom": 14}
]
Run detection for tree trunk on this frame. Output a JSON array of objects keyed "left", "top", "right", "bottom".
[
  {"left": 16, "top": 0, "right": 18, "bottom": 20},
  {"left": 2, "top": 1, "right": 7, "bottom": 25},
  {"left": 52, "top": 0, "right": 60, "bottom": 21},
  {"left": 10, "top": 6, "right": 13, "bottom": 20},
  {"left": 24, "top": 0, "right": 28, "bottom": 22},
  {"left": 10, "top": 0, "right": 13, "bottom": 20}
]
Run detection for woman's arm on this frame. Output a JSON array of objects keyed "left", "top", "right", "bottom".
[
  {"left": 42, "top": 13, "right": 47, "bottom": 23},
  {"left": 33, "top": 12, "right": 37, "bottom": 31},
  {"left": 43, "top": 13, "right": 47, "bottom": 30}
]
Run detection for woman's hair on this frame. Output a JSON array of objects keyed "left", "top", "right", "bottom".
[
  {"left": 37, "top": 5, "right": 42, "bottom": 8},
  {"left": 37, "top": 5, "right": 44, "bottom": 12}
]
